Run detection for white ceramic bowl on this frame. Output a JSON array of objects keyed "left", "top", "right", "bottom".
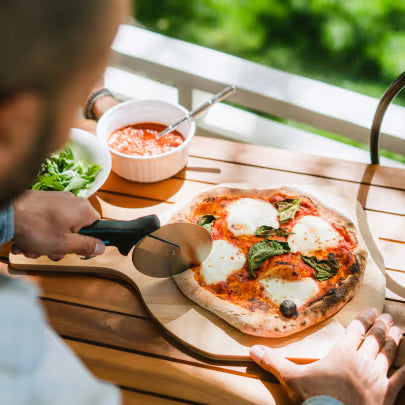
[
  {"left": 96, "top": 99, "right": 196, "bottom": 183},
  {"left": 69, "top": 128, "right": 112, "bottom": 198}
]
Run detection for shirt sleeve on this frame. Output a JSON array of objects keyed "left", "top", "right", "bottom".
[
  {"left": 303, "top": 396, "right": 345, "bottom": 405},
  {"left": 0, "top": 275, "right": 121, "bottom": 405},
  {"left": 0, "top": 203, "right": 14, "bottom": 245}
]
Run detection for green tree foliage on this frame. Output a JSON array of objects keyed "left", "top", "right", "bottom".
[
  {"left": 134, "top": 0, "right": 405, "bottom": 99},
  {"left": 134, "top": 0, "right": 405, "bottom": 162}
]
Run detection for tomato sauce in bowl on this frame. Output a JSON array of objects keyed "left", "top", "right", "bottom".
[{"left": 107, "top": 122, "right": 185, "bottom": 157}]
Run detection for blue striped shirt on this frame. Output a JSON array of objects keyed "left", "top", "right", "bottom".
[{"left": 0, "top": 204, "right": 14, "bottom": 245}]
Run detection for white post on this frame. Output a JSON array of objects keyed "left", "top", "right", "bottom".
[{"left": 177, "top": 85, "right": 193, "bottom": 110}]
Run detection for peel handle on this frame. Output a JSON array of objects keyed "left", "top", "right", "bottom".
[{"left": 79, "top": 214, "right": 160, "bottom": 256}]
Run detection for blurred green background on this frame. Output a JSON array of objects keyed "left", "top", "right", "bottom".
[{"left": 133, "top": 0, "right": 405, "bottom": 161}]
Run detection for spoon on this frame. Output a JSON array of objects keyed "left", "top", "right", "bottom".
[{"left": 156, "top": 85, "right": 236, "bottom": 139}]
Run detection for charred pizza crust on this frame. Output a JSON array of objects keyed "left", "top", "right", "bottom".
[{"left": 170, "top": 186, "right": 367, "bottom": 337}]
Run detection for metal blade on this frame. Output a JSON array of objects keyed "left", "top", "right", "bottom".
[
  {"left": 147, "top": 234, "right": 180, "bottom": 249},
  {"left": 132, "top": 223, "right": 212, "bottom": 278}
]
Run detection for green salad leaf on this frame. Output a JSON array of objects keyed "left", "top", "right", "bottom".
[
  {"left": 248, "top": 239, "right": 290, "bottom": 277},
  {"left": 31, "top": 146, "right": 101, "bottom": 197}
]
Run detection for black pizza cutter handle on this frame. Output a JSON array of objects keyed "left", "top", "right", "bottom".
[{"left": 79, "top": 214, "right": 160, "bottom": 256}]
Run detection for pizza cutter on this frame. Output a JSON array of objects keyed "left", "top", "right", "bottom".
[{"left": 79, "top": 214, "right": 212, "bottom": 278}]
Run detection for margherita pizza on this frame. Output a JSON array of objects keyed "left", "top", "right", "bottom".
[{"left": 170, "top": 186, "right": 367, "bottom": 337}]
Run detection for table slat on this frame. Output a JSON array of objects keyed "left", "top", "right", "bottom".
[
  {"left": 366, "top": 211, "right": 405, "bottom": 244},
  {"left": 180, "top": 157, "right": 405, "bottom": 216},
  {"left": 189, "top": 136, "right": 405, "bottom": 190},
  {"left": 379, "top": 241, "right": 405, "bottom": 272},
  {"left": 101, "top": 158, "right": 405, "bottom": 217},
  {"left": 65, "top": 339, "right": 289, "bottom": 405},
  {"left": 42, "top": 298, "right": 274, "bottom": 381},
  {"left": 121, "top": 389, "right": 186, "bottom": 405},
  {"left": 2, "top": 265, "right": 149, "bottom": 318}
]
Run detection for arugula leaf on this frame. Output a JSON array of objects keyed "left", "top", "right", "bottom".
[
  {"left": 248, "top": 239, "right": 290, "bottom": 277},
  {"left": 273, "top": 198, "right": 301, "bottom": 224},
  {"left": 85, "top": 164, "right": 102, "bottom": 177},
  {"left": 31, "top": 146, "right": 101, "bottom": 197},
  {"left": 301, "top": 254, "right": 340, "bottom": 281},
  {"left": 64, "top": 175, "right": 88, "bottom": 192},
  {"left": 32, "top": 173, "right": 65, "bottom": 191},
  {"left": 197, "top": 214, "right": 218, "bottom": 232},
  {"left": 254, "top": 225, "right": 292, "bottom": 238}
]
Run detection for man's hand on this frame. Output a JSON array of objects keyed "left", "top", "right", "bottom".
[
  {"left": 250, "top": 308, "right": 405, "bottom": 405},
  {"left": 12, "top": 190, "right": 105, "bottom": 260}
]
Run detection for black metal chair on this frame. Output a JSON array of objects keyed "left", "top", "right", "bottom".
[{"left": 370, "top": 71, "right": 405, "bottom": 164}]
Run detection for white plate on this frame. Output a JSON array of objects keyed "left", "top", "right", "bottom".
[{"left": 68, "top": 128, "right": 111, "bottom": 198}]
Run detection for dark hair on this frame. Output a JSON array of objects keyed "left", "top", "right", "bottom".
[{"left": 0, "top": 0, "right": 109, "bottom": 99}]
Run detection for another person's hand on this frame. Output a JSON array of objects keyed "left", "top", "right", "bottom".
[
  {"left": 12, "top": 190, "right": 105, "bottom": 260},
  {"left": 74, "top": 118, "right": 98, "bottom": 134},
  {"left": 251, "top": 308, "right": 405, "bottom": 405},
  {"left": 75, "top": 88, "right": 119, "bottom": 134}
]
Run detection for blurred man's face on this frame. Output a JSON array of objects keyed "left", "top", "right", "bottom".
[{"left": 0, "top": 0, "right": 128, "bottom": 207}]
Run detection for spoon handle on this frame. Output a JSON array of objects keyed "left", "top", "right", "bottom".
[{"left": 157, "top": 85, "right": 236, "bottom": 139}]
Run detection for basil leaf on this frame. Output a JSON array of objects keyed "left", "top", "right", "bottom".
[
  {"left": 301, "top": 254, "right": 340, "bottom": 281},
  {"left": 254, "top": 226, "right": 291, "bottom": 238},
  {"left": 197, "top": 214, "right": 217, "bottom": 232},
  {"left": 248, "top": 239, "right": 290, "bottom": 277},
  {"left": 274, "top": 198, "right": 301, "bottom": 224}
]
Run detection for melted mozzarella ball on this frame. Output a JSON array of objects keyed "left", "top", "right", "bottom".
[
  {"left": 260, "top": 277, "right": 319, "bottom": 308},
  {"left": 288, "top": 215, "right": 342, "bottom": 255},
  {"left": 227, "top": 198, "right": 279, "bottom": 236},
  {"left": 200, "top": 240, "right": 246, "bottom": 285}
]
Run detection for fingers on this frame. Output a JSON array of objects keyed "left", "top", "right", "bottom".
[
  {"left": 12, "top": 231, "right": 105, "bottom": 258},
  {"left": 343, "top": 307, "right": 378, "bottom": 349},
  {"left": 11, "top": 244, "right": 22, "bottom": 255},
  {"left": 12, "top": 244, "right": 41, "bottom": 259},
  {"left": 12, "top": 244, "right": 42, "bottom": 259},
  {"left": 65, "top": 234, "right": 105, "bottom": 257},
  {"left": 387, "top": 364, "right": 405, "bottom": 404},
  {"left": 70, "top": 198, "right": 101, "bottom": 232},
  {"left": 23, "top": 252, "right": 40, "bottom": 259},
  {"left": 375, "top": 326, "right": 403, "bottom": 374},
  {"left": 358, "top": 313, "right": 393, "bottom": 358},
  {"left": 74, "top": 118, "right": 97, "bottom": 134},
  {"left": 48, "top": 254, "right": 65, "bottom": 262},
  {"left": 250, "top": 345, "right": 298, "bottom": 381},
  {"left": 13, "top": 190, "right": 104, "bottom": 258}
]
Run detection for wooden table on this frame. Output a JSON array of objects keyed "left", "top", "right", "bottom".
[{"left": 4, "top": 136, "right": 405, "bottom": 404}]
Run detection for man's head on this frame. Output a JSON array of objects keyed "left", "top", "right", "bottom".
[{"left": 0, "top": 0, "right": 127, "bottom": 206}]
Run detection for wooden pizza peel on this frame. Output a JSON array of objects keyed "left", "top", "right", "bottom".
[{"left": 8, "top": 184, "right": 386, "bottom": 363}]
